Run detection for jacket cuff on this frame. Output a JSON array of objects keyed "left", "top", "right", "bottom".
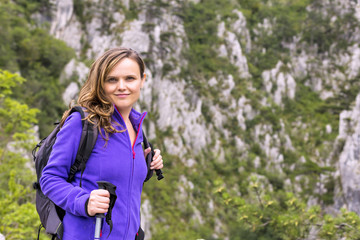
[
  {"left": 75, "top": 192, "right": 91, "bottom": 217},
  {"left": 85, "top": 197, "right": 92, "bottom": 217}
]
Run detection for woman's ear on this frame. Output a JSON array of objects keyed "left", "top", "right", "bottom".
[{"left": 141, "top": 73, "right": 146, "bottom": 88}]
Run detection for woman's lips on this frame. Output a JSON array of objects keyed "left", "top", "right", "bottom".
[{"left": 115, "top": 94, "right": 129, "bottom": 98}]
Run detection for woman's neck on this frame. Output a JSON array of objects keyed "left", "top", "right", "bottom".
[{"left": 116, "top": 106, "right": 132, "bottom": 122}]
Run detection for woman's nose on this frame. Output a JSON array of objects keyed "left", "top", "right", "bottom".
[{"left": 117, "top": 79, "right": 125, "bottom": 89}]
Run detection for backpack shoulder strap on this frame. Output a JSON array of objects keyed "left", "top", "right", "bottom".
[
  {"left": 67, "top": 106, "right": 98, "bottom": 186},
  {"left": 142, "top": 130, "right": 154, "bottom": 182},
  {"left": 142, "top": 130, "right": 164, "bottom": 182}
]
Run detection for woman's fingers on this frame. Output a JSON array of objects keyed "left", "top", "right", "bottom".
[
  {"left": 151, "top": 161, "right": 163, "bottom": 169},
  {"left": 153, "top": 149, "right": 161, "bottom": 159},
  {"left": 144, "top": 147, "right": 151, "bottom": 158},
  {"left": 87, "top": 189, "right": 110, "bottom": 216},
  {"left": 151, "top": 153, "right": 163, "bottom": 170}
]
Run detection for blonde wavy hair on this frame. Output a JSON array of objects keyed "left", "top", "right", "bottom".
[{"left": 60, "top": 47, "right": 145, "bottom": 142}]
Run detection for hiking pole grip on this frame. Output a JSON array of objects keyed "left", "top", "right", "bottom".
[
  {"left": 155, "top": 169, "right": 164, "bottom": 180},
  {"left": 94, "top": 181, "right": 117, "bottom": 240},
  {"left": 94, "top": 181, "right": 106, "bottom": 240},
  {"left": 147, "top": 142, "right": 164, "bottom": 181}
]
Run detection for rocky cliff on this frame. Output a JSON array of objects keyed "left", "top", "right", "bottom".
[{"left": 42, "top": 0, "right": 360, "bottom": 238}]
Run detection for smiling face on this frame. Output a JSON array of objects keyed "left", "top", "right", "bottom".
[{"left": 104, "top": 58, "right": 146, "bottom": 116}]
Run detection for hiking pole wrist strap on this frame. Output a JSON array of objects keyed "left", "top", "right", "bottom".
[{"left": 95, "top": 181, "right": 117, "bottom": 239}]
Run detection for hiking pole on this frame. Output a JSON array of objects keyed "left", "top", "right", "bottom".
[
  {"left": 94, "top": 212, "right": 104, "bottom": 240},
  {"left": 94, "top": 181, "right": 117, "bottom": 240},
  {"left": 143, "top": 133, "right": 164, "bottom": 181},
  {"left": 94, "top": 182, "right": 105, "bottom": 240}
]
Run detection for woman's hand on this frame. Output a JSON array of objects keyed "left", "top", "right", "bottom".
[
  {"left": 144, "top": 148, "right": 164, "bottom": 170},
  {"left": 87, "top": 189, "right": 110, "bottom": 216}
]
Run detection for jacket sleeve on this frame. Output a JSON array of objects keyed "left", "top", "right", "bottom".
[{"left": 40, "top": 112, "right": 90, "bottom": 217}]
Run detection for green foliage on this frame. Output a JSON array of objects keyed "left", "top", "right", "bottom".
[
  {"left": 0, "top": 0, "right": 359, "bottom": 239},
  {"left": 0, "top": 70, "right": 25, "bottom": 97},
  {"left": 174, "top": 0, "right": 360, "bottom": 238},
  {"left": 143, "top": 154, "right": 210, "bottom": 240},
  {"left": 215, "top": 177, "right": 360, "bottom": 239},
  {"left": 180, "top": 0, "right": 240, "bottom": 97},
  {"left": 325, "top": 75, "right": 360, "bottom": 117},
  {"left": 318, "top": 209, "right": 360, "bottom": 239},
  {"left": 73, "top": 0, "right": 91, "bottom": 27},
  {"left": 0, "top": 171, "right": 40, "bottom": 240},
  {"left": 302, "top": 2, "right": 358, "bottom": 54},
  {"left": 11, "top": 0, "right": 51, "bottom": 16},
  {"left": 0, "top": 0, "right": 75, "bottom": 137},
  {"left": 240, "top": 0, "right": 358, "bottom": 80},
  {"left": 0, "top": 69, "right": 44, "bottom": 239},
  {"left": 0, "top": 70, "right": 39, "bottom": 146},
  {"left": 239, "top": 0, "right": 311, "bottom": 76},
  {"left": 124, "top": 0, "right": 140, "bottom": 20}
]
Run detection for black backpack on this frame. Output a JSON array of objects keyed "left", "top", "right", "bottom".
[{"left": 32, "top": 106, "right": 163, "bottom": 240}]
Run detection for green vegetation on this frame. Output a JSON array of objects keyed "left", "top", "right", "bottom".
[
  {"left": 0, "top": 0, "right": 75, "bottom": 138},
  {"left": 180, "top": 0, "right": 242, "bottom": 98},
  {"left": 215, "top": 177, "right": 360, "bottom": 239},
  {"left": 176, "top": 0, "right": 360, "bottom": 238},
  {"left": 237, "top": 0, "right": 311, "bottom": 87},
  {"left": 1, "top": 0, "right": 360, "bottom": 239},
  {"left": 0, "top": 70, "right": 46, "bottom": 239}
]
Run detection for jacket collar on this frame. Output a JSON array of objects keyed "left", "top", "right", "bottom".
[{"left": 113, "top": 105, "right": 147, "bottom": 132}]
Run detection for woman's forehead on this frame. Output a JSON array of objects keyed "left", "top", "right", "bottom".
[{"left": 108, "top": 58, "right": 141, "bottom": 76}]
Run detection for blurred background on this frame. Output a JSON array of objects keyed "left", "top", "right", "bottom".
[{"left": 1, "top": 0, "right": 360, "bottom": 239}]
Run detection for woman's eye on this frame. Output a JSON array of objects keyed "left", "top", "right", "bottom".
[
  {"left": 106, "top": 78, "right": 117, "bottom": 82},
  {"left": 126, "top": 76, "right": 135, "bottom": 81}
]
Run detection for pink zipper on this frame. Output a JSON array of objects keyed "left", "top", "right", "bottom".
[
  {"left": 115, "top": 107, "right": 146, "bottom": 159},
  {"left": 131, "top": 113, "right": 146, "bottom": 159}
]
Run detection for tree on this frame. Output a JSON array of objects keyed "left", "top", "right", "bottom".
[
  {"left": 215, "top": 176, "right": 360, "bottom": 239},
  {"left": 0, "top": 1, "right": 75, "bottom": 138},
  {"left": 0, "top": 69, "right": 45, "bottom": 239}
]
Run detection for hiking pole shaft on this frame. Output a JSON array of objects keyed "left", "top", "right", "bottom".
[
  {"left": 94, "top": 212, "right": 105, "bottom": 239},
  {"left": 94, "top": 215, "right": 103, "bottom": 239}
]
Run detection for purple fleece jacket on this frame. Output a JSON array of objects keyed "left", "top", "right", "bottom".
[{"left": 40, "top": 107, "right": 148, "bottom": 240}]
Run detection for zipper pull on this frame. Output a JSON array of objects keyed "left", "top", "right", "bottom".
[{"left": 132, "top": 150, "right": 136, "bottom": 159}]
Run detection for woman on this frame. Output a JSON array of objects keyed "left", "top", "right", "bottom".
[{"left": 40, "top": 47, "right": 163, "bottom": 240}]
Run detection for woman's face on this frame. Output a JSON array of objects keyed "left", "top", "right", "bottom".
[{"left": 104, "top": 58, "right": 146, "bottom": 114}]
